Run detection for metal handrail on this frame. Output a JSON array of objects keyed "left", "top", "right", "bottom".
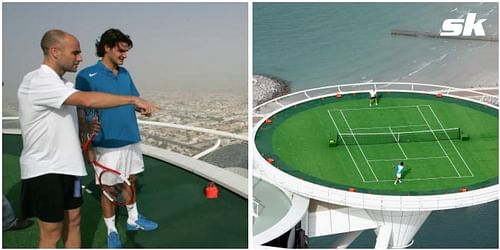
[{"left": 254, "top": 82, "right": 498, "bottom": 111}]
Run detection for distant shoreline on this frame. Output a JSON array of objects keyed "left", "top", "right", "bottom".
[{"left": 253, "top": 74, "right": 290, "bottom": 106}]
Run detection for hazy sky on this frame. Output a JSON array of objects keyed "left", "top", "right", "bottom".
[{"left": 2, "top": 2, "right": 247, "bottom": 103}]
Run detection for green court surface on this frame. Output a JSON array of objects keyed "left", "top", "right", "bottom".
[
  {"left": 3, "top": 134, "right": 247, "bottom": 248},
  {"left": 255, "top": 92, "right": 498, "bottom": 195}
]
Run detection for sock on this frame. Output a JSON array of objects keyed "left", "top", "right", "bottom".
[
  {"left": 104, "top": 215, "right": 117, "bottom": 234},
  {"left": 126, "top": 203, "right": 139, "bottom": 225}
]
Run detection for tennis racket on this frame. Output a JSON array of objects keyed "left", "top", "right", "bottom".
[
  {"left": 81, "top": 109, "right": 134, "bottom": 206},
  {"left": 92, "top": 160, "right": 134, "bottom": 206},
  {"left": 81, "top": 109, "right": 99, "bottom": 152}
]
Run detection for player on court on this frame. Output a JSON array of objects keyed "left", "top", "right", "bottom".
[
  {"left": 394, "top": 161, "right": 404, "bottom": 185},
  {"left": 369, "top": 87, "right": 378, "bottom": 107}
]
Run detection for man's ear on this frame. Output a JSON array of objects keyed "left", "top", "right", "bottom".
[
  {"left": 50, "top": 47, "right": 60, "bottom": 59},
  {"left": 104, "top": 45, "right": 112, "bottom": 54}
]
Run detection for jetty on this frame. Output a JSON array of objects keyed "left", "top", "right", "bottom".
[{"left": 391, "top": 29, "right": 498, "bottom": 42}]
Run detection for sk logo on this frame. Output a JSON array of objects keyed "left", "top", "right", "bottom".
[{"left": 440, "top": 13, "right": 486, "bottom": 37}]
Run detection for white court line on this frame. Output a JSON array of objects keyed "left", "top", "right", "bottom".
[
  {"left": 327, "top": 110, "right": 367, "bottom": 182},
  {"left": 416, "top": 106, "right": 462, "bottom": 177},
  {"left": 427, "top": 105, "right": 474, "bottom": 177},
  {"left": 350, "top": 124, "right": 428, "bottom": 131},
  {"left": 389, "top": 126, "right": 408, "bottom": 159},
  {"left": 368, "top": 155, "right": 448, "bottom": 162},
  {"left": 364, "top": 175, "right": 474, "bottom": 183},
  {"left": 339, "top": 110, "right": 379, "bottom": 181},
  {"left": 329, "top": 105, "right": 420, "bottom": 112}
]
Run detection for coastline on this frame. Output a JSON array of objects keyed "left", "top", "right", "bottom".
[
  {"left": 253, "top": 74, "right": 290, "bottom": 107},
  {"left": 402, "top": 41, "right": 498, "bottom": 88}
]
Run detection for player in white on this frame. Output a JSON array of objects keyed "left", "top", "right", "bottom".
[
  {"left": 369, "top": 87, "right": 378, "bottom": 107},
  {"left": 394, "top": 161, "right": 404, "bottom": 185}
]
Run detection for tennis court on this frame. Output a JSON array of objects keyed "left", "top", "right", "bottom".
[{"left": 255, "top": 92, "right": 498, "bottom": 195}]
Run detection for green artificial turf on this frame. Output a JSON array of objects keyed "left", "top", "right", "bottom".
[
  {"left": 3, "top": 134, "right": 247, "bottom": 248},
  {"left": 255, "top": 92, "right": 498, "bottom": 195}
]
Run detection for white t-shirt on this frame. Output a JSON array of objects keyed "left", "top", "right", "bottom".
[
  {"left": 17, "top": 64, "right": 87, "bottom": 179},
  {"left": 369, "top": 89, "right": 377, "bottom": 98}
]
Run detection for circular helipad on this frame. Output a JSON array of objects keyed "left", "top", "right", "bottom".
[{"left": 255, "top": 90, "right": 498, "bottom": 195}]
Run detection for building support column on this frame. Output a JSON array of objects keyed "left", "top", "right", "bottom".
[{"left": 366, "top": 210, "right": 431, "bottom": 248}]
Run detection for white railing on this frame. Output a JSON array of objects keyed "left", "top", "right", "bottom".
[
  {"left": 253, "top": 197, "right": 264, "bottom": 218},
  {"left": 3, "top": 117, "right": 248, "bottom": 197},
  {"left": 3, "top": 117, "right": 246, "bottom": 154},
  {"left": 254, "top": 151, "right": 498, "bottom": 211},
  {"left": 252, "top": 82, "right": 499, "bottom": 211},
  {"left": 253, "top": 82, "right": 498, "bottom": 123}
]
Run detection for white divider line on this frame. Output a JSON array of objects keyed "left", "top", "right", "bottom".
[
  {"left": 389, "top": 126, "right": 408, "bottom": 159},
  {"left": 339, "top": 110, "right": 379, "bottom": 181},
  {"left": 350, "top": 124, "right": 428, "bottom": 131},
  {"left": 329, "top": 105, "right": 420, "bottom": 112},
  {"left": 327, "top": 110, "right": 367, "bottom": 182},
  {"left": 427, "top": 105, "right": 474, "bottom": 177},
  {"left": 364, "top": 175, "right": 474, "bottom": 183},
  {"left": 416, "top": 106, "right": 462, "bottom": 177},
  {"left": 368, "top": 155, "right": 448, "bottom": 162}
]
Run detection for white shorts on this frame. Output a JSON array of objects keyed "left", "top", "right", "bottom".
[
  {"left": 396, "top": 173, "right": 402, "bottom": 178},
  {"left": 92, "top": 143, "right": 144, "bottom": 185}
]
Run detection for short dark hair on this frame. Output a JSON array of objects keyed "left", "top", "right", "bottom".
[
  {"left": 40, "top": 29, "right": 67, "bottom": 55},
  {"left": 400, "top": 161, "right": 404, "bottom": 166},
  {"left": 95, "top": 28, "right": 133, "bottom": 57}
]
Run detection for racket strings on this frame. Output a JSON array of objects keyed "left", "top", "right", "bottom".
[{"left": 99, "top": 169, "right": 134, "bottom": 205}]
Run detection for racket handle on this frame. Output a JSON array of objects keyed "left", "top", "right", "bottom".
[
  {"left": 82, "top": 132, "right": 97, "bottom": 151},
  {"left": 74, "top": 177, "right": 81, "bottom": 198}
]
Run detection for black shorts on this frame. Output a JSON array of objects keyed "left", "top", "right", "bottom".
[
  {"left": 370, "top": 96, "right": 377, "bottom": 100},
  {"left": 21, "top": 174, "right": 83, "bottom": 223}
]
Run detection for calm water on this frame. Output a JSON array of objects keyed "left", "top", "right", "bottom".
[
  {"left": 254, "top": 3, "right": 498, "bottom": 91},
  {"left": 254, "top": 3, "right": 498, "bottom": 248}
]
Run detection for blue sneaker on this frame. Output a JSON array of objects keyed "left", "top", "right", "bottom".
[
  {"left": 107, "top": 231, "right": 122, "bottom": 248},
  {"left": 126, "top": 214, "right": 158, "bottom": 231}
]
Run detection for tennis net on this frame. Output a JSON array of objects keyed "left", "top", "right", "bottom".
[{"left": 336, "top": 127, "right": 461, "bottom": 145}]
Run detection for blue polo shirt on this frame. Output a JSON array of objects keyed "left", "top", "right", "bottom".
[{"left": 75, "top": 61, "right": 141, "bottom": 148}]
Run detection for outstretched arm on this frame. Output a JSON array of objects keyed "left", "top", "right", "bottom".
[{"left": 65, "top": 91, "right": 156, "bottom": 116}]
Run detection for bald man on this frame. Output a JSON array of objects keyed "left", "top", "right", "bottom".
[{"left": 17, "top": 29, "right": 155, "bottom": 248}]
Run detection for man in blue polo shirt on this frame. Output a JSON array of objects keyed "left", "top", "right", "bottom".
[{"left": 75, "top": 28, "right": 158, "bottom": 248}]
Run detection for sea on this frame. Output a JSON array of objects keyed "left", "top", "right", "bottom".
[
  {"left": 254, "top": 2, "right": 498, "bottom": 91},
  {"left": 254, "top": 3, "right": 498, "bottom": 248}
]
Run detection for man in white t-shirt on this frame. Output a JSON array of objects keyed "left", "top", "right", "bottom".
[
  {"left": 17, "top": 29, "right": 156, "bottom": 248},
  {"left": 369, "top": 87, "right": 378, "bottom": 107}
]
